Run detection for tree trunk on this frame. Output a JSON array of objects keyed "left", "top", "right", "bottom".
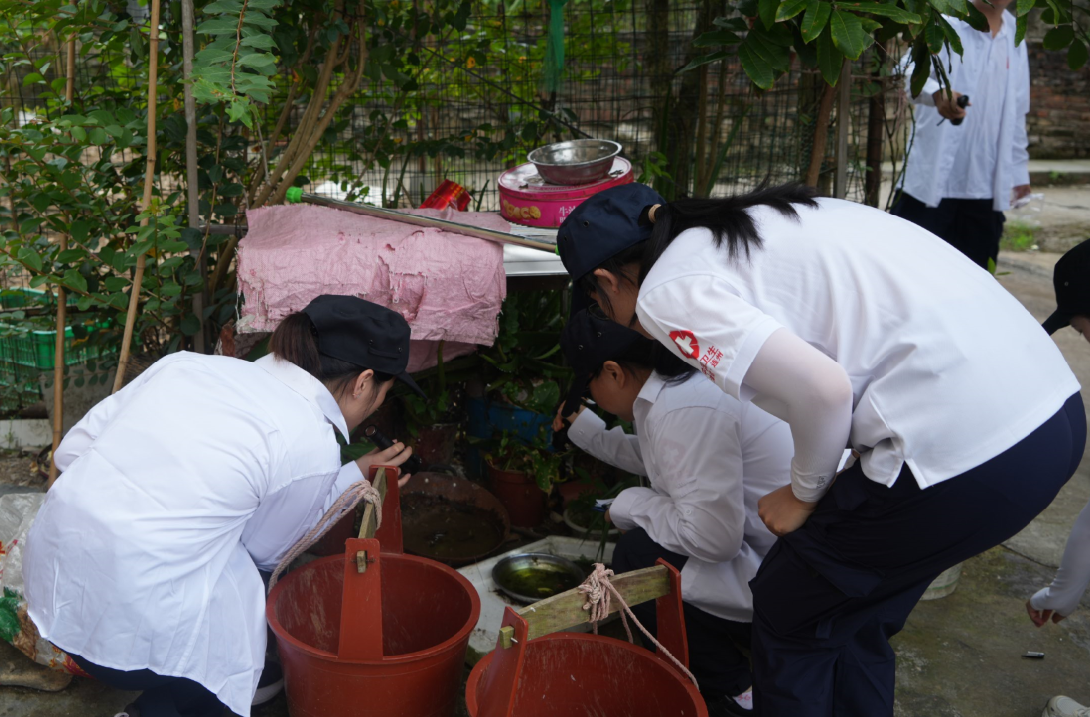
[{"left": 864, "top": 44, "right": 890, "bottom": 208}]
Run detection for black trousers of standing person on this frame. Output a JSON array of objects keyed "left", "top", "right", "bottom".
[
  {"left": 890, "top": 191, "right": 1006, "bottom": 270},
  {"left": 71, "top": 654, "right": 226, "bottom": 717},
  {"left": 749, "top": 392, "right": 1086, "bottom": 717},
  {"left": 612, "top": 527, "right": 753, "bottom": 700}
]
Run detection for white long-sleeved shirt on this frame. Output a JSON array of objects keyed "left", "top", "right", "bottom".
[
  {"left": 899, "top": 12, "right": 1030, "bottom": 211},
  {"left": 22, "top": 352, "right": 365, "bottom": 717},
  {"left": 636, "top": 200, "right": 1080, "bottom": 502},
  {"left": 567, "top": 372, "right": 793, "bottom": 622},
  {"left": 1031, "top": 497, "right": 1090, "bottom": 617}
]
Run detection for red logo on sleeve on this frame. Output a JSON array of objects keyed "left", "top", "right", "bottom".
[{"left": 669, "top": 330, "right": 699, "bottom": 359}]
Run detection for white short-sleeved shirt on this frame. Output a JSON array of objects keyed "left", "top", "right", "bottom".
[
  {"left": 568, "top": 372, "right": 793, "bottom": 622},
  {"left": 23, "top": 352, "right": 365, "bottom": 717},
  {"left": 637, "top": 198, "right": 1080, "bottom": 490}
]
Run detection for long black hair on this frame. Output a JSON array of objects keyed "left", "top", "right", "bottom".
[
  {"left": 576, "top": 183, "right": 818, "bottom": 316},
  {"left": 639, "top": 183, "right": 818, "bottom": 284}
]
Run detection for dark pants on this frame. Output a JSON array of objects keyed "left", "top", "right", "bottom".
[
  {"left": 890, "top": 191, "right": 1005, "bottom": 270},
  {"left": 750, "top": 392, "right": 1086, "bottom": 717},
  {"left": 72, "top": 654, "right": 225, "bottom": 717},
  {"left": 613, "top": 527, "right": 753, "bottom": 699}
]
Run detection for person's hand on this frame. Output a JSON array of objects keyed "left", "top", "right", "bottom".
[
  {"left": 1026, "top": 600, "right": 1067, "bottom": 627},
  {"left": 603, "top": 508, "right": 612, "bottom": 524},
  {"left": 1013, "top": 184, "right": 1032, "bottom": 202},
  {"left": 933, "top": 89, "right": 968, "bottom": 121},
  {"left": 355, "top": 442, "right": 415, "bottom": 488},
  {"left": 758, "top": 484, "right": 820, "bottom": 537},
  {"left": 552, "top": 402, "right": 586, "bottom": 433}
]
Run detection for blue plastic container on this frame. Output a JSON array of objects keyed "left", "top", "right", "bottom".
[{"left": 466, "top": 398, "right": 553, "bottom": 478}]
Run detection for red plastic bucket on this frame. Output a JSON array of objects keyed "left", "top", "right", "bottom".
[
  {"left": 466, "top": 633, "right": 707, "bottom": 716},
  {"left": 267, "top": 471, "right": 480, "bottom": 717},
  {"left": 268, "top": 551, "right": 479, "bottom": 717}
]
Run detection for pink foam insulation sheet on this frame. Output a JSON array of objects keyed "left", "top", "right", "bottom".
[{"left": 237, "top": 204, "right": 510, "bottom": 372}]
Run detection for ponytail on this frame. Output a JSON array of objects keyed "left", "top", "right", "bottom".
[
  {"left": 269, "top": 312, "right": 394, "bottom": 396},
  {"left": 637, "top": 183, "right": 818, "bottom": 285}
]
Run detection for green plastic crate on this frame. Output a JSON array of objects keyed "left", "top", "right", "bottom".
[
  {"left": 0, "top": 287, "right": 78, "bottom": 311},
  {"left": 0, "top": 323, "right": 114, "bottom": 371}
]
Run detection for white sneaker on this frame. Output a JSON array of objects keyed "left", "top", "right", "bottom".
[
  {"left": 732, "top": 688, "right": 753, "bottom": 711},
  {"left": 1043, "top": 695, "right": 1090, "bottom": 717}
]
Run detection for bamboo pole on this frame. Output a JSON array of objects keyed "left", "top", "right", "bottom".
[
  {"left": 180, "top": 0, "right": 205, "bottom": 353},
  {"left": 113, "top": 0, "right": 161, "bottom": 394},
  {"left": 48, "top": 36, "right": 77, "bottom": 486},
  {"left": 833, "top": 60, "right": 851, "bottom": 199}
]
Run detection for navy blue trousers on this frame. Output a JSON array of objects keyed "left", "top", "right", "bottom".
[
  {"left": 613, "top": 527, "right": 753, "bottom": 698},
  {"left": 72, "top": 654, "right": 225, "bottom": 717},
  {"left": 750, "top": 392, "right": 1085, "bottom": 717},
  {"left": 890, "top": 191, "right": 1005, "bottom": 270}
]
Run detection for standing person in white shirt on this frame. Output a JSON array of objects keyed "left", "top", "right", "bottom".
[
  {"left": 554, "top": 182, "right": 1085, "bottom": 717},
  {"left": 552, "top": 309, "right": 794, "bottom": 716},
  {"left": 1026, "top": 238, "right": 1090, "bottom": 717},
  {"left": 891, "top": 0, "right": 1031, "bottom": 270},
  {"left": 22, "top": 295, "right": 421, "bottom": 717}
]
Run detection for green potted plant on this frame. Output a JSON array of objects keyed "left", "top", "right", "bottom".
[{"left": 482, "top": 425, "right": 567, "bottom": 528}]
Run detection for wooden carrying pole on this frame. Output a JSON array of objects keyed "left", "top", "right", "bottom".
[
  {"left": 48, "top": 35, "right": 77, "bottom": 487},
  {"left": 113, "top": 0, "right": 161, "bottom": 393}
]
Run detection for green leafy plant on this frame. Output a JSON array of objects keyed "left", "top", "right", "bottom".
[{"left": 482, "top": 425, "right": 569, "bottom": 493}]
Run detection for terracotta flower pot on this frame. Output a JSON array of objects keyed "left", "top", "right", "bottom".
[{"left": 486, "top": 463, "right": 546, "bottom": 528}]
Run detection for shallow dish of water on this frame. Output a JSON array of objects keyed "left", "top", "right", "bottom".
[{"left": 491, "top": 553, "right": 586, "bottom": 604}]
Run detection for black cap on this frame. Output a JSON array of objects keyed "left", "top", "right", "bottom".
[
  {"left": 302, "top": 294, "right": 426, "bottom": 398},
  {"left": 559, "top": 308, "right": 654, "bottom": 416},
  {"left": 1043, "top": 238, "right": 1090, "bottom": 335},
  {"left": 557, "top": 183, "right": 665, "bottom": 315}
]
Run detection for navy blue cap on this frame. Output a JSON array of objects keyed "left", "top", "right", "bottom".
[
  {"left": 559, "top": 308, "right": 654, "bottom": 416},
  {"left": 557, "top": 183, "right": 665, "bottom": 314},
  {"left": 302, "top": 294, "right": 426, "bottom": 398},
  {"left": 1043, "top": 238, "right": 1090, "bottom": 335}
]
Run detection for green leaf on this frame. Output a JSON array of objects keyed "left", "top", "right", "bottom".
[
  {"left": 242, "top": 14, "right": 277, "bottom": 28},
  {"left": 237, "top": 53, "right": 277, "bottom": 69},
  {"left": 681, "top": 50, "right": 731, "bottom": 73},
  {"left": 938, "top": 14, "right": 964, "bottom": 55},
  {"left": 62, "top": 269, "right": 87, "bottom": 293},
  {"left": 1043, "top": 24, "right": 1074, "bottom": 50},
  {"left": 929, "top": 0, "right": 951, "bottom": 12},
  {"left": 830, "top": 10, "right": 867, "bottom": 59},
  {"left": 56, "top": 248, "right": 86, "bottom": 263},
  {"left": 776, "top": 0, "right": 810, "bottom": 22},
  {"left": 181, "top": 314, "right": 201, "bottom": 336},
  {"left": 22, "top": 73, "right": 44, "bottom": 86},
  {"left": 910, "top": 38, "right": 932, "bottom": 97},
  {"left": 104, "top": 276, "right": 129, "bottom": 292},
  {"left": 739, "top": 43, "right": 774, "bottom": 89},
  {"left": 759, "top": 0, "right": 779, "bottom": 29},
  {"left": 817, "top": 26, "right": 844, "bottom": 84},
  {"left": 802, "top": 0, "right": 832, "bottom": 42},
  {"left": 1016, "top": 0, "right": 1035, "bottom": 17},
  {"left": 197, "top": 17, "right": 240, "bottom": 35},
  {"left": 965, "top": 2, "right": 990, "bottom": 31},
  {"left": 1016, "top": 12, "right": 1028, "bottom": 44},
  {"left": 692, "top": 30, "right": 742, "bottom": 47},
  {"left": 89, "top": 127, "right": 108, "bottom": 145},
  {"left": 70, "top": 126, "right": 87, "bottom": 142},
  {"left": 837, "top": 2, "right": 921, "bottom": 23},
  {"left": 17, "top": 247, "right": 43, "bottom": 272},
  {"left": 1068, "top": 39, "right": 1088, "bottom": 70},
  {"left": 70, "top": 219, "right": 91, "bottom": 243},
  {"left": 241, "top": 33, "right": 277, "bottom": 49},
  {"left": 201, "top": 0, "right": 243, "bottom": 13},
  {"left": 925, "top": 20, "right": 945, "bottom": 52}
]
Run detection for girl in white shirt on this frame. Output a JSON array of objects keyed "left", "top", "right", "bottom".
[
  {"left": 555, "top": 182, "right": 1085, "bottom": 717},
  {"left": 554, "top": 309, "right": 793, "bottom": 716},
  {"left": 23, "top": 295, "right": 420, "bottom": 717}
]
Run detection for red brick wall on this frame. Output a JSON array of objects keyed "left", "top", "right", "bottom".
[{"left": 1027, "top": 41, "right": 1090, "bottom": 159}]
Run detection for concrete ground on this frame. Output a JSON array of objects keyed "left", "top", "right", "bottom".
[{"left": 1, "top": 246, "right": 1089, "bottom": 716}]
